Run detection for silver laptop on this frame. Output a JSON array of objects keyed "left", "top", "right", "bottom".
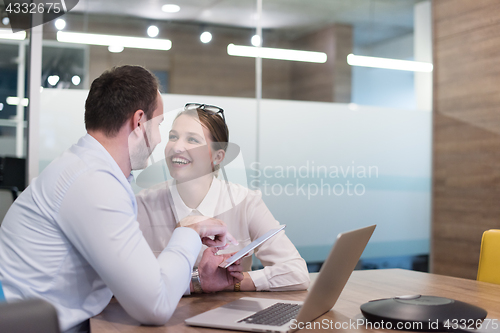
[{"left": 185, "top": 225, "right": 376, "bottom": 333}]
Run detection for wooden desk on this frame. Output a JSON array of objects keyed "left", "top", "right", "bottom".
[{"left": 90, "top": 269, "right": 500, "bottom": 332}]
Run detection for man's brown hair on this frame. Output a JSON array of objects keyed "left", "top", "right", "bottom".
[{"left": 85, "top": 65, "right": 160, "bottom": 136}]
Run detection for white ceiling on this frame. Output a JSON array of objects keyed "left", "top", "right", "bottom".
[{"left": 71, "top": 0, "right": 425, "bottom": 46}]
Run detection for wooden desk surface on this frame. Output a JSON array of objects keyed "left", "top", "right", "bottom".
[{"left": 90, "top": 269, "right": 500, "bottom": 332}]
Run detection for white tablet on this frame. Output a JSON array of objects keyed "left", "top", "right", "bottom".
[{"left": 218, "top": 225, "right": 286, "bottom": 268}]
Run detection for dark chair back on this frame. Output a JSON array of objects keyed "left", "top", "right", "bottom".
[
  {"left": 0, "top": 186, "right": 18, "bottom": 226},
  {"left": 0, "top": 298, "right": 60, "bottom": 333},
  {"left": 0, "top": 157, "right": 26, "bottom": 191}
]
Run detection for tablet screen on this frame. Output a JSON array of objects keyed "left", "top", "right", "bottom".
[{"left": 218, "top": 225, "right": 286, "bottom": 268}]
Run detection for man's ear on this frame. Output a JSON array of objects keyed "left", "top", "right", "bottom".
[{"left": 132, "top": 110, "right": 145, "bottom": 130}]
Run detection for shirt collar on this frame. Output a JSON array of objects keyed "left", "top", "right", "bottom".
[
  {"left": 81, "top": 133, "right": 134, "bottom": 183},
  {"left": 170, "top": 177, "right": 221, "bottom": 221},
  {"left": 197, "top": 177, "right": 220, "bottom": 217}
]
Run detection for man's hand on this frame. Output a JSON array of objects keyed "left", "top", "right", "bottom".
[
  {"left": 177, "top": 216, "right": 238, "bottom": 248},
  {"left": 198, "top": 248, "right": 244, "bottom": 293}
]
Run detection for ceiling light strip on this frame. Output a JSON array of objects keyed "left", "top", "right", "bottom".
[
  {"left": 347, "top": 54, "right": 433, "bottom": 72},
  {"left": 227, "top": 44, "right": 327, "bottom": 63},
  {"left": 6, "top": 97, "right": 29, "bottom": 106},
  {"left": 57, "top": 31, "right": 171, "bottom": 51},
  {"left": 0, "top": 28, "right": 26, "bottom": 40}
]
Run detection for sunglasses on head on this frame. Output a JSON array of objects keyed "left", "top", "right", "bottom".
[{"left": 184, "top": 103, "right": 225, "bottom": 123}]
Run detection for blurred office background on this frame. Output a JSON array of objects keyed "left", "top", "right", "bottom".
[{"left": 0, "top": 0, "right": 495, "bottom": 279}]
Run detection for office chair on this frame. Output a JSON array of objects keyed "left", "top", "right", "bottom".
[
  {"left": 477, "top": 229, "right": 500, "bottom": 285},
  {"left": 0, "top": 157, "right": 26, "bottom": 191},
  {"left": 0, "top": 298, "right": 61, "bottom": 333}
]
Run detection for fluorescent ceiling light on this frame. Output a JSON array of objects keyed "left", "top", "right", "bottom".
[
  {"left": 251, "top": 35, "right": 261, "bottom": 47},
  {"left": 71, "top": 75, "right": 81, "bottom": 86},
  {"left": 108, "top": 45, "right": 124, "bottom": 53},
  {"left": 347, "top": 54, "right": 433, "bottom": 72},
  {"left": 227, "top": 44, "right": 327, "bottom": 63},
  {"left": 57, "top": 31, "right": 172, "bottom": 51},
  {"left": 147, "top": 25, "right": 159, "bottom": 38},
  {"left": 47, "top": 75, "right": 60, "bottom": 86},
  {"left": 200, "top": 31, "right": 212, "bottom": 43},
  {"left": 162, "top": 4, "right": 180, "bottom": 13},
  {"left": 0, "top": 28, "right": 26, "bottom": 40},
  {"left": 55, "top": 19, "right": 66, "bottom": 30},
  {"left": 6, "top": 97, "right": 29, "bottom": 106}
]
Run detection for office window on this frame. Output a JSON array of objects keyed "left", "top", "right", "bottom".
[
  {"left": 42, "top": 45, "right": 86, "bottom": 89},
  {"left": 0, "top": 41, "right": 27, "bottom": 157}
]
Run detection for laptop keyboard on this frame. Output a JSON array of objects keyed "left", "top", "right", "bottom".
[{"left": 238, "top": 303, "right": 302, "bottom": 327}]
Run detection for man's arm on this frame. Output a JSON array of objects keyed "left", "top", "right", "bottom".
[
  {"left": 58, "top": 170, "right": 200, "bottom": 325},
  {"left": 177, "top": 215, "right": 238, "bottom": 248}
]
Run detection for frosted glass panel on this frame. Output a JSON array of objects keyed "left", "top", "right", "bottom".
[
  {"left": 40, "top": 90, "right": 431, "bottom": 261},
  {"left": 258, "top": 100, "right": 431, "bottom": 261}
]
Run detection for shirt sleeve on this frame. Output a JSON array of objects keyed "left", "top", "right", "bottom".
[
  {"left": 245, "top": 190, "right": 310, "bottom": 291},
  {"left": 58, "top": 170, "right": 201, "bottom": 325}
]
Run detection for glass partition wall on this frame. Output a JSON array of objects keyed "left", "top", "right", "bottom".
[
  {"left": 1, "top": 0, "right": 432, "bottom": 271},
  {"left": 0, "top": 40, "right": 27, "bottom": 158}
]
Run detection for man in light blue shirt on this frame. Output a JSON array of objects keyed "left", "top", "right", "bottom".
[{"left": 0, "top": 66, "right": 242, "bottom": 332}]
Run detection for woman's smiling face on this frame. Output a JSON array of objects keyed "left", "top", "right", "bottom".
[{"left": 165, "top": 114, "right": 215, "bottom": 182}]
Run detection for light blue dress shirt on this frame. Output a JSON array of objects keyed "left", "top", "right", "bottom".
[{"left": 0, "top": 134, "right": 201, "bottom": 332}]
